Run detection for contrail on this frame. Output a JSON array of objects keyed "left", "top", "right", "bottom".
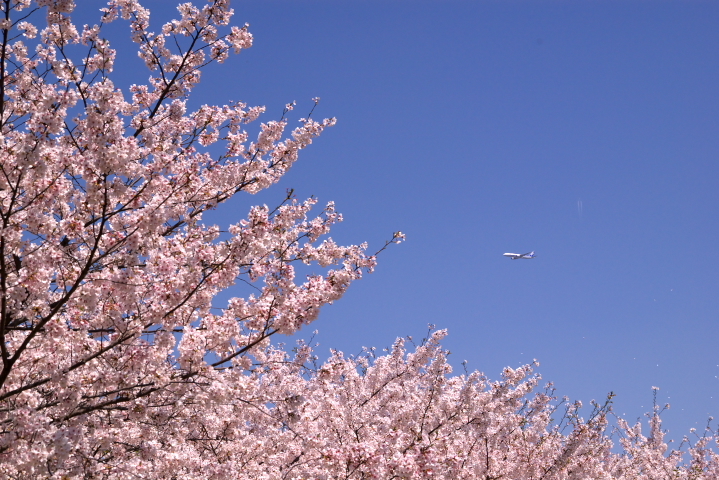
[{"left": 577, "top": 199, "right": 583, "bottom": 219}]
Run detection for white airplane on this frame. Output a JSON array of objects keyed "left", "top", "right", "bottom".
[{"left": 503, "top": 251, "right": 536, "bottom": 260}]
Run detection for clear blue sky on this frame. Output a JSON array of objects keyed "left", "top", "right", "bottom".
[{"left": 113, "top": 1, "right": 719, "bottom": 441}]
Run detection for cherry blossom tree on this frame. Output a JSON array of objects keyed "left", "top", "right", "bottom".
[
  {"left": 0, "top": 0, "right": 397, "bottom": 475},
  {"left": 0, "top": 1, "right": 717, "bottom": 478}
]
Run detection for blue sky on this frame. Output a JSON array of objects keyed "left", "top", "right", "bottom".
[{"left": 109, "top": 1, "right": 719, "bottom": 441}]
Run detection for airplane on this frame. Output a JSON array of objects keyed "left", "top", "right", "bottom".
[{"left": 503, "top": 251, "right": 536, "bottom": 260}]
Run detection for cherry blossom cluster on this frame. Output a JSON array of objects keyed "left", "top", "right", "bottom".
[
  {"left": 8, "top": 324, "right": 716, "bottom": 479},
  {"left": 223, "top": 331, "right": 718, "bottom": 479},
  {"left": 0, "top": 1, "right": 388, "bottom": 475}
]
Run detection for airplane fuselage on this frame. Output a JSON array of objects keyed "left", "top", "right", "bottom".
[{"left": 503, "top": 251, "right": 535, "bottom": 260}]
